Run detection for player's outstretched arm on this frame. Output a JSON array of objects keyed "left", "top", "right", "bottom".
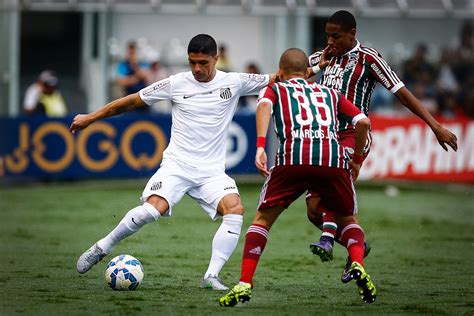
[
  {"left": 69, "top": 93, "right": 145, "bottom": 134},
  {"left": 255, "top": 100, "right": 272, "bottom": 177},
  {"left": 395, "top": 87, "right": 458, "bottom": 152}
]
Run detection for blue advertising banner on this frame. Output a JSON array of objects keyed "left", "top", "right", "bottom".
[{"left": 0, "top": 114, "right": 258, "bottom": 180}]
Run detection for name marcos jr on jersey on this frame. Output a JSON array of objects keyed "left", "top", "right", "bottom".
[{"left": 291, "top": 128, "right": 337, "bottom": 140}]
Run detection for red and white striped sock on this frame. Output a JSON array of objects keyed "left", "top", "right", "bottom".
[
  {"left": 240, "top": 224, "right": 269, "bottom": 286},
  {"left": 321, "top": 212, "right": 337, "bottom": 243},
  {"left": 341, "top": 223, "right": 365, "bottom": 265}
]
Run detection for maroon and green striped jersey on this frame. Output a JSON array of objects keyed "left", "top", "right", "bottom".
[
  {"left": 309, "top": 41, "right": 404, "bottom": 132},
  {"left": 258, "top": 78, "right": 366, "bottom": 169}
]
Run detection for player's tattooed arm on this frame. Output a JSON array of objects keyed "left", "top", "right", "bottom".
[
  {"left": 70, "top": 93, "right": 145, "bottom": 133},
  {"left": 106, "top": 94, "right": 144, "bottom": 116}
]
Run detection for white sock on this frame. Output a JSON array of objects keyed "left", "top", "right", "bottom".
[
  {"left": 97, "top": 202, "right": 160, "bottom": 253},
  {"left": 204, "top": 214, "right": 243, "bottom": 278}
]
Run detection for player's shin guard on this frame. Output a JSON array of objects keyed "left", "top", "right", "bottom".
[
  {"left": 240, "top": 224, "right": 269, "bottom": 285},
  {"left": 204, "top": 214, "right": 243, "bottom": 278},
  {"left": 341, "top": 223, "right": 365, "bottom": 265},
  {"left": 97, "top": 203, "right": 160, "bottom": 253}
]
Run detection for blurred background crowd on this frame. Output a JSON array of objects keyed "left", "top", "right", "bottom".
[
  {"left": 370, "top": 21, "right": 473, "bottom": 119},
  {"left": 0, "top": 1, "right": 472, "bottom": 183},
  {"left": 18, "top": 19, "right": 474, "bottom": 119},
  {"left": 0, "top": 0, "right": 472, "bottom": 120}
]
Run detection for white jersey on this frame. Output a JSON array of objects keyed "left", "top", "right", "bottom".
[{"left": 139, "top": 70, "right": 269, "bottom": 173}]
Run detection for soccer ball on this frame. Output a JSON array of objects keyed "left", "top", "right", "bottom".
[{"left": 104, "top": 254, "right": 144, "bottom": 290}]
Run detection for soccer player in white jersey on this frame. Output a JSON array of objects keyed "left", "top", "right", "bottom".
[
  {"left": 305, "top": 10, "right": 458, "bottom": 283},
  {"left": 70, "top": 34, "right": 273, "bottom": 290}
]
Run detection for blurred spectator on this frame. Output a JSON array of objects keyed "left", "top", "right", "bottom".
[
  {"left": 380, "top": 84, "right": 439, "bottom": 118},
  {"left": 390, "top": 99, "right": 412, "bottom": 117},
  {"left": 371, "top": 85, "right": 394, "bottom": 113},
  {"left": 116, "top": 41, "right": 150, "bottom": 112},
  {"left": 23, "top": 70, "right": 67, "bottom": 117},
  {"left": 458, "top": 73, "right": 474, "bottom": 118},
  {"left": 437, "top": 92, "right": 464, "bottom": 119},
  {"left": 245, "top": 62, "right": 259, "bottom": 74},
  {"left": 451, "top": 21, "right": 474, "bottom": 118},
  {"left": 216, "top": 44, "right": 232, "bottom": 72},
  {"left": 452, "top": 21, "right": 473, "bottom": 83},
  {"left": 412, "top": 82, "right": 438, "bottom": 116},
  {"left": 145, "top": 53, "right": 169, "bottom": 85},
  {"left": 403, "top": 43, "right": 436, "bottom": 97},
  {"left": 237, "top": 62, "right": 261, "bottom": 114},
  {"left": 435, "top": 47, "right": 463, "bottom": 119},
  {"left": 145, "top": 53, "right": 172, "bottom": 114},
  {"left": 396, "top": 39, "right": 473, "bottom": 119},
  {"left": 436, "top": 47, "right": 459, "bottom": 95}
]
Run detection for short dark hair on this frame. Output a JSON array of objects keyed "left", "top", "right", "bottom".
[
  {"left": 328, "top": 10, "right": 356, "bottom": 32},
  {"left": 127, "top": 41, "right": 137, "bottom": 49},
  {"left": 279, "top": 48, "right": 308, "bottom": 74},
  {"left": 188, "top": 34, "right": 217, "bottom": 56}
]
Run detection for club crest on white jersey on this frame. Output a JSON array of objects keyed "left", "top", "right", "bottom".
[{"left": 220, "top": 87, "right": 232, "bottom": 99}]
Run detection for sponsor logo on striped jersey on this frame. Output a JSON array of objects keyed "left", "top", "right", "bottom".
[{"left": 370, "top": 63, "right": 390, "bottom": 88}]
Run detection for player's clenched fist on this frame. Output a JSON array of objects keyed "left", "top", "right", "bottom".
[{"left": 70, "top": 114, "right": 93, "bottom": 133}]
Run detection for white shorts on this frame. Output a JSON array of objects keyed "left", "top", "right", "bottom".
[{"left": 140, "top": 158, "right": 239, "bottom": 220}]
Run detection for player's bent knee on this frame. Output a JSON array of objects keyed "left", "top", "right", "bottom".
[
  {"left": 222, "top": 203, "right": 244, "bottom": 216},
  {"left": 218, "top": 193, "right": 244, "bottom": 215},
  {"left": 306, "top": 196, "right": 320, "bottom": 212},
  {"left": 337, "top": 214, "right": 359, "bottom": 226},
  {"left": 307, "top": 210, "right": 323, "bottom": 226},
  {"left": 218, "top": 199, "right": 244, "bottom": 216},
  {"left": 306, "top": 196, "right": 323, "bottom": 226},
  {"left": 145, "top": 194, "right": 169, "bottom": 216}
]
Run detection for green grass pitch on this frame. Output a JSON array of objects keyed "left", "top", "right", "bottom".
[{"left": 0, "top": 179, "right": 473, "bottom": 315}]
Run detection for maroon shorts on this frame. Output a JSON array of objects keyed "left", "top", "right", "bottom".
[
  {"left": 258, "top": 165, "right": 357, "bottom": 216},
  {"left": 305, "top": 129, "right": 371, "bottom": 201},
  {"left": 337, "top": 129, "right": 371, "bottom": 160}
]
